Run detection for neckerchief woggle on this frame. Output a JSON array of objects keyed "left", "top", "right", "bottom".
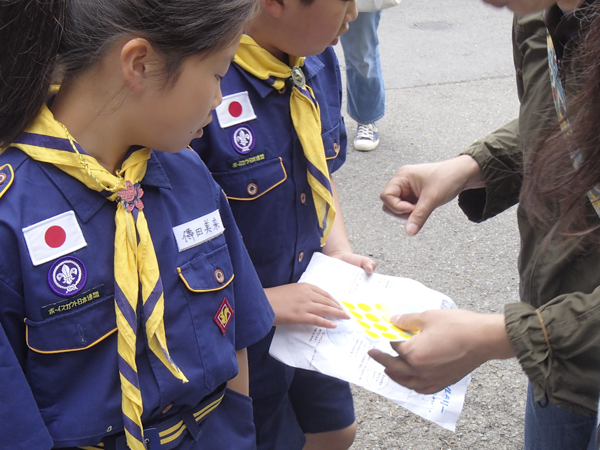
[
  {"left": 234, "top": 34, "right": 336, "bottom": 246},
  {"left": 547, "top": 31, "right": 600, "bottom": 217},
  {"left": 10, "top": 100, "right": 188, "bottom": 450}
]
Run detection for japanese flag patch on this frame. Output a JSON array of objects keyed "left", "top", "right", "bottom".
[
  {"left": 215, "top": 91, "right": 257, "bottom": 129},
  {"left": 214, "top": 297, "right": 234, "bottom": 335},
  {"left": 23, "top": 211, "right": 87, "bottom": 266}
]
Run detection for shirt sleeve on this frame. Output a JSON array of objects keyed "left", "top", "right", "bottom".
[
  {"left": 0, "top": 278, "right": 54, "bottom": 450},
  {"left": 218, "top": 189, "right": 274, "bottom": 350}
]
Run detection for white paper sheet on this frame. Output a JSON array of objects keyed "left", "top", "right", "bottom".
[{"left": 269, "top": 253, "right": 470, "bottom": 431}]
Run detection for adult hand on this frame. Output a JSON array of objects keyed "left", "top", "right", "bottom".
[
  {"left": 368, "top": 310, "right": 514, "bottom": 394},
  {"left": 380, "top": 155, "right": 484, "bottom": 236},
  {"left": 266, "top": 283, "right": 350, "bottom": 328},
  {"left": 326, "top": 250, "right": 376, "bottom": 275}
]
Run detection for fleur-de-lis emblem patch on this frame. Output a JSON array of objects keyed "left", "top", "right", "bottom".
[
  {"left": 214, "top": 297, "right": 234, "bottom": 335},
  {"left": 48, "top": 256, "right": 87, "bottom": 297},
  {"left": 118, "top": 181, "right": 144, "bottom": 212}
]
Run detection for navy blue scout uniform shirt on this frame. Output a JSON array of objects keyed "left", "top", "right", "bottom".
[
  {"left": 193, "top": 47, "right": 347, "bottom": 400},
  {"left": 0, "top": 146, "right": 273, "bottom": 448}
]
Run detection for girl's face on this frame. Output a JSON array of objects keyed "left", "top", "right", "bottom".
[{"left": 138, "top": 39, "right": 239, "bottom": 153}]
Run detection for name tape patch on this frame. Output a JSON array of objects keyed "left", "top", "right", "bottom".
[
  {"left": 173, "top": 210, "right": 225, "bottom": 252},
  {"left": 42, "top": 285, "right": 104, "bottom": 319}
]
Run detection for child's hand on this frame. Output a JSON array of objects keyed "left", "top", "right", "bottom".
[
  {"left": 325, "top": 250, "right": 376, "bottom": 275},
  {"left": 265, "top": 283, "right": 350, "bottom": 328}
]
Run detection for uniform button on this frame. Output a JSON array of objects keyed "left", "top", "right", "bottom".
[
  {"left": 298, "top": 251, "right": 304, "bottom": 263},
  {"left": 162, "top": 403, "right": 173, "bottom": 415},
  {"left": 300, "top": 192, "right": 307, "bottom": 204},
  {"left": 247, "top": 183, "right": 258, "bottom": 196},
  {"left": 214, "top": 269, "right": 225, "bottom": 284},
  {"left": 0, "top": 173, "right": 6, "bottom": 185},
  {"left": 333, "top": 142, "right": 339, "bottom": 154},
  {"left": 278, "top": 86, "right": 287, "bottom": 95}
]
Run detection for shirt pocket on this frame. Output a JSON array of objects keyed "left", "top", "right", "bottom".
[
  {"left": 24, "top": 293, "right": 118, "bottom": 411},
  {"left": 322, "top": 123, "right": 343, "bottom": 174},
  {"left": 212, "top": 157, "right": 289, "bottom": 265},
  {"left": 177, "top": 243, "right": 239, "bottom": 391}
]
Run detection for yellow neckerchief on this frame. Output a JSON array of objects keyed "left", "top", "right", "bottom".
[
  {"left": 234, "top": 34, "right": 335, "bottom": 246},
  {"left": 11, "top": 102, "right": 187, "bottom": 450}
]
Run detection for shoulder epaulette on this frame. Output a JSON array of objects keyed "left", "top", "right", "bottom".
[{"left": 0, "top": 164, "right": 15, "bottom": 200}]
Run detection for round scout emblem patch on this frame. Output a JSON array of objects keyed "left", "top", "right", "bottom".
[
  {"left": 48, "top": 256, "right": 87, "bottom": 297},
  {"left": 231, "top": 125, "right": 255, "bottom": 155}
]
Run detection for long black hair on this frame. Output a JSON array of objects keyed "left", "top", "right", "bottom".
[
  {"left": 522, "top": 2, "right": 600, "bottom": 244},
  {"left": 0, "top": 0, "right": 257, "bottom": 148}
]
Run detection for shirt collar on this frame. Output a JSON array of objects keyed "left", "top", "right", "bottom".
[{"left": 233, "top": 52, "right": 326, "bottom": 99}]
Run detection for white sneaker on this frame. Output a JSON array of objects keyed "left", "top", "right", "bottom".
[{"left": 353, "top": 123, "right": 380, "bottom": 151}]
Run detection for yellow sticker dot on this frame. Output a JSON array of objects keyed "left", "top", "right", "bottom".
[
  {"left": 382, "top": 332, "right": 400, "bottom": 340},
  {"left": 365, "top": 330, "right": 379, "bottom": 339},
  {"left": 382, "top": 315, "right": 391, "bottom": 323},
  {"left": 375, "top": 303, "right": 391, "bottom": 312},
  {"left": 373, "top": 324, "right": 388, "bottom": 331},
  {"left": 365, "top": 313, "right": 380, "bottom": 323},
  {"left": 357, "top": 303, "right": 373, "bottom": 312},
  {"left": 356, "top": 320, "right": 371, "bottom": 329},
  {"left": 350, "top": 311, "right": 363, "bottom": 320},
  {"left": 341, "top": 301, "right": 355, "bottom": 310}
]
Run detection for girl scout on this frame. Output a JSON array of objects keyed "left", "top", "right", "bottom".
[{"left": 0, "top": 0, "right": 273, "bottom": 449}]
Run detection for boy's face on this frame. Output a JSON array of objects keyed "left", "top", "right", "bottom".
[{"left": 282, "top": 0, "right": 358, "bottom": 56}]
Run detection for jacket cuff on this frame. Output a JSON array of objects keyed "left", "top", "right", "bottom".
[{"left": 504, "top": 301, "right": 551, "bottom": 385}]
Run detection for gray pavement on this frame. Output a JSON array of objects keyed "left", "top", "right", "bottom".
[{"left": 333, "top": 1, "right": 527, "bottom": 448}]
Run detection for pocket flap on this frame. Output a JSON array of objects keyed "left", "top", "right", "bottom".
[
  {"left": 177, "top": 245, "right": 234, "bottom": 292},
  {"left": 26, "top": 294, "right": 117, "bottom": 353},
  {"left": 213, "top": 157, "right": 287, "bottom": 201}
]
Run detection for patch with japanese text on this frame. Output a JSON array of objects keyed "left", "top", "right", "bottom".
[
  {"left": 172, "top": 209, "right": 225, "bottom": 252},
  {"left": 42, "top": 285, "right": 104, "bottom": 319},
  {"left": 214, "top": 297, "right": 234, "bottom": 335},
  {"left": 232, "top": 153, "right": 265, "bottom": 169}
]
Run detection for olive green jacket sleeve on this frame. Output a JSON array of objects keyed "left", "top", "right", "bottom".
[{"left": 457, "top": 12, "right": 550, "bottom": 223}]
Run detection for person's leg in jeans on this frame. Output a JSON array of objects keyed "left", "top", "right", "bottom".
[
  {"left": 524, "top": 383, "right": 596, "bottom": 450},
  {"left": 340, "top": 11, "right": 385, "bottom": 151}
]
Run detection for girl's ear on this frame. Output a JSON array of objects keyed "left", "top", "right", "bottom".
[
  {"left": 261, "top": 0, "right": 286, "bottom": 19},
  {"left": 120, "top": 38, "right": 155, "bottom": 92}
]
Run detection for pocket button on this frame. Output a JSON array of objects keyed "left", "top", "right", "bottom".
[
  {"left": 214, "top": 269, "right": 225, "bottom": 284},
  {"left": 247, "top": 183, "right": 258, "bottom": 196}
]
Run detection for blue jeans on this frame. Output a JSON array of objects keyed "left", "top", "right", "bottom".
[
  {"left": 340, "top": 11, "right": 385, "bottom": 124},
  {"left": 524, "top": 383, "right": 596, "bottom": 450}
]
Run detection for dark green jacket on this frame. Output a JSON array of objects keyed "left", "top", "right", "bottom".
[{"left": 459, "top": 9, "right": 600, "bottom": 417}]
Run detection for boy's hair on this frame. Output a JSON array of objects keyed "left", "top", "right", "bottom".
[{"left": 0, "top": 0, "right": 258, "bottom": 148}]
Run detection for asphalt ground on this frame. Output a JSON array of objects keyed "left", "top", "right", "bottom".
[{"left": 332, "top": 1, "right": 527, "bottom": 448}]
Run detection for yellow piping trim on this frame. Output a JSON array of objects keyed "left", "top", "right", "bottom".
[
  {"left": 192, "top": 396, "right": 224, "bottom": 419},
  {"left": 0, "top": 164, "right": 15, "bottom": 200},
  {"left": 159, "top": 394, "right": 224, "bottom": 444},
  {"left": 26, "top": 324, "right": 118, "bottom": 354},
  {"left": 226, "top": 157, "right": 287, "bottom": 201},
  {"left": 325, "top": 144, "right": 341, "bottom": 161},
  {"left": 159, "top": 419, "right": 184, "bottom": 438},
  {"left": 177, "top": 269, "right": 234, "bottom": 293}
]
